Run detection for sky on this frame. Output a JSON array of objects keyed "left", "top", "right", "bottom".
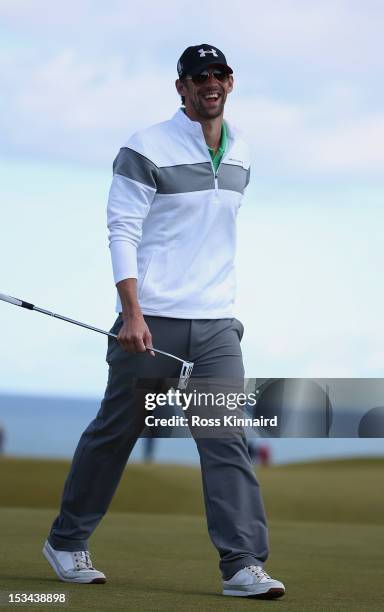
[{"left": 0, "top": 0, "right": 384, "bottom": 398}]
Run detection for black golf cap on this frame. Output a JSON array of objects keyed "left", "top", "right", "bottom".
[{"left": 177, "top": 44, "right": 233, "bottom": 78}]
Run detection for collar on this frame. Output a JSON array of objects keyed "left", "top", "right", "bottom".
[
  {"left": 207, "top": 121, "right": 227, "bottom": 158},
  {"left": 172, "top": 108, "right": 238, "bottom": 141}
]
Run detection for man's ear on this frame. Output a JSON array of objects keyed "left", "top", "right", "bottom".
[
  {"left": 175, "top": 78, "right": 186, "bottom": 96},
  {"left": 227, "top": 74, "right": 234, "bottom": 94}
]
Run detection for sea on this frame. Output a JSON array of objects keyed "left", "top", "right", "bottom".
[{"left": 0, "top": 393, "right": 383, "bottom": 464}]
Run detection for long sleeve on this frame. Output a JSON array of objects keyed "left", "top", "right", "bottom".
[{"left": 107, "top": 147, "right": 158, "bottom": 284}]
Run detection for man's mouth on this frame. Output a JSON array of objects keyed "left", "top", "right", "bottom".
[{"left": 200, "top": 91, "right": 221, "bottom": 104}]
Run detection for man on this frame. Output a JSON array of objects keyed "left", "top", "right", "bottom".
[{"left": 43, "top": 44, "right": 285, "bottom": 599}]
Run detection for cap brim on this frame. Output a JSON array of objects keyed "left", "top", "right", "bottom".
[{"left": 188, "top": 61, "right": 233, "bottom": 76}]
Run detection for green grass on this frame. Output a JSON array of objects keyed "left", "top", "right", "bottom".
[
  {"left": 0, "top": 457, "right": 383, "bottom": 610},
  {"left": 0, "top": 508, "right": 383, "bottom": 611},
  {"left": 1, "top": 456, "right": 384, "bottom": 524}
]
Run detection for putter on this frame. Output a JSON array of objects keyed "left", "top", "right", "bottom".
[{"left": 0, "top": 292, "right": 194, "bottom": 390}]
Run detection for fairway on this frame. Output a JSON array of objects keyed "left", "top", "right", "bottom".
[
  {"left": 0, "top": 458, "right": 383, "bottom": 610},
  {"left": 2, "top": 457, "right": 384, "bottom": 523}
]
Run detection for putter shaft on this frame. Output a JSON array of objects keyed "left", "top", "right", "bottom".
[{"left": 0, "top": 292, "right": 191, "bottom": 365}]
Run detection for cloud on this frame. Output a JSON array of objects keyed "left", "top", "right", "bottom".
[
  {"left": 0, "top": 0, "right": 382, "bottom": 72},
  {"left": 1, "top": 2, "right": 383, "bottom": 175},
  {"left": 1, "top": 48, "right": 178, "bottom": 163},
  {"left": 0, "top": 46, "right": 383, "bottom": 175},
  {"left": 0, "top": 0, "right": 95, "bottom": 28},
  {"left": 16, "top": 49, "right": 176, "bottom": 129},
  {"left": 229, "top": 91, "right": 384, "bottom": 175},
  {"left": 236, "top": 204, "right": 384, "bottom": 377}
]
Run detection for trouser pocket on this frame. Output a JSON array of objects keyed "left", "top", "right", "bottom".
[
  {"left": 106, "top": 315, "right": 124, "bottom": 364},
  {"left": 233, "top": 317, "right": 245, "bottom": 341}
]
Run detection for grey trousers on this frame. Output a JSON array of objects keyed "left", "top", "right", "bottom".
[{"left": 49, "top": 315, "right": 269, "bottom": 578}]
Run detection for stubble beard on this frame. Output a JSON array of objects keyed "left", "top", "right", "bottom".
[{"left": 191, "top": 91, "right": 227, "bottom": 120}]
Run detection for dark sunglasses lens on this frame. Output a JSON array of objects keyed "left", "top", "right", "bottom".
[
  {"left": 212, "top": 70, "right": 228, "bottom": 81},
  {"left": 191, "top": 70, "right": 229, "bottom": 84},
  {"left": 192, "top": 73, "right": 209, "bottom": 84}
]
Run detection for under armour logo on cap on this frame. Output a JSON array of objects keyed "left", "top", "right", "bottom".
[
  {"left": 198, "top": 48, "right": 218, "bottom": 58},
  {"left": 177, "top": 44, "right": 233, "bottom": 77}
]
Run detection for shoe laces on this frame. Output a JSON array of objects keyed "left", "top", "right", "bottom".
[
  {"left": 73, "top": 551, "right": 94, "bottom": 570},
  {"left": 246, "top": 565, "right": 271, "bottom": 581}
]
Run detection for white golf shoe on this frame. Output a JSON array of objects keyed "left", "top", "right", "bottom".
[
  {"left": 43, "top": 540, "right": 106, "bottom": 584},
  {"left": 223, "top": 565, "right": 285, "bottom": 598}
]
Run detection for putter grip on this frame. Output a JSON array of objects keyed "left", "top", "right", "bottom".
[{"left": 0, "top": 293, "right": 34, "bottom": 309}]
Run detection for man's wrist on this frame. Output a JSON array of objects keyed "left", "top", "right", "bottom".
[
  {"left": 116, "top": 277, "right": 142, "bottom": 320},
  {"left": 121, "top": 305, "right": 142, "bottom": 320}
]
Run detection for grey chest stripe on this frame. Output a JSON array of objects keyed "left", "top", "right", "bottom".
[
  {"left": 217, "top": 163, "right": 250, "bottom": 194},
  {"left": 113, "top": 148, "right": 158, "bottom": 189},
  {"left": 159, "top": 163, "right": 250, "bottom": 194},
  {"left": 113, "top": 148, "right": 250, "bottom": 195},
  {"left": 157, "top": 163, "right": 214, "bottom": 194}
]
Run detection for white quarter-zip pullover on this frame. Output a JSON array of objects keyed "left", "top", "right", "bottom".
[{"left": 107, "top": 108, "right": 250, "bottom": 318}]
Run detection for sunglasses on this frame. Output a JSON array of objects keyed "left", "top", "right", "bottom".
[{"left": 186, "top": 69, "right": 230, "bottom": 85}]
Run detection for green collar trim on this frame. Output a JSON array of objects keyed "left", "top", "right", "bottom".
[{"left": 208, "top": 121, "right": 227, "bottom": 171}]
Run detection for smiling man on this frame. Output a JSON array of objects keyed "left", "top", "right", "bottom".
[{"left": 43, "top": 44, "right": 285, "bottom": 600}]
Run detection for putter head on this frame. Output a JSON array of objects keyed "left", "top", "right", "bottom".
[{"left": 178, "top": 361, "right": 194, "bottom": 390}]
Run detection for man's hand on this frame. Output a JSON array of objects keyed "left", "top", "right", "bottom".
[{"left": 117, "top": 312, "right": 155, "bottom": 356}]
